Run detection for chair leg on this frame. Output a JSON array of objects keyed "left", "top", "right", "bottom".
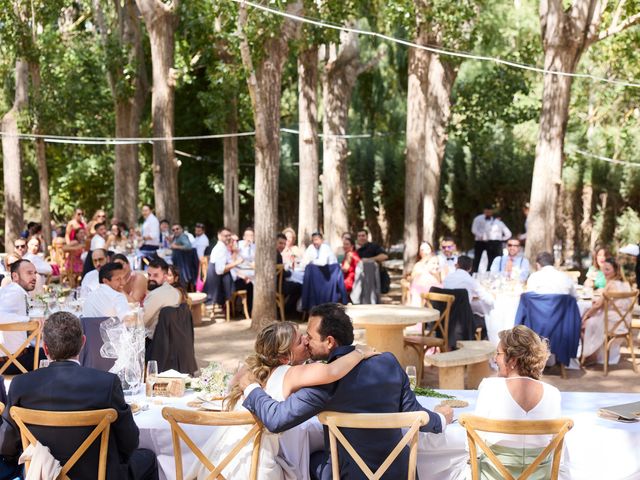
[
  {"left": 604, "top": 339, "right": 610, "bottom": 376},
  {"left": 242, "top": 296, "right": 250, "bottom": 320},
  {"left": 225, "top": 300, "right": 231, "bottom": 322},
  {"left": 278, "top": 300, "right": 285, "bottom": 322},
  {"left": 628, "top": 334, "right": 637, "bottom": 373},
  {"left": 560, "top": 363, "right": 566, "bottom": 379}
]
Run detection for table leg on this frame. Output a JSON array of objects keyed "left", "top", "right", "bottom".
[{"left": 191, "top": 303, "right": 203, "bottom": 327}]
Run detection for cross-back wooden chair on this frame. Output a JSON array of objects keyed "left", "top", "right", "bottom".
[
  {"left": 317, "top": 411, "right": 428, "bottom": 480},
  {"left": 584, "top": 290, "right": 639, "bottom": 375},
  {"left": 459, "top": 414, "right": 573, "bottom": 480},
  {"left": 275, "top": 264, "right": 286, "bottom": 321},
  {"left": 10, "top": 407, "right": 117, "bottom": 480},
  {"left": 162, "top": 407, "right": 263, "bottom": 480},
  {"left": 404, "top": 292, "right": 455, "bottom": 381},
  {"left": 0, "top": 321, "right": 42, "bottom": 375},
  {"left": 400, "top": 276, "right": 411, "bottom": 305}
]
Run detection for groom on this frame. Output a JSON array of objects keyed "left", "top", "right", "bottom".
[{"left": 240, "top": 303, "right": 453, "bottom": 479}]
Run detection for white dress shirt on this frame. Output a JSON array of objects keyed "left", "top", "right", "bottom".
[
  {"left": 192, "top": 233, "right": 210, "bottom": 258},
  {"left": 22, "top": 253, "right": 52, "bottom": 276},
  {"left": 443, "top": 268, "right": 494, "bottom": 315},
  {"left": 80, "top": 270, "right": 100, "bottom": 297},
  {"left": 82, "top": 284, "right": 132, "bottom": 320},
  {"left": 488, "top": 219, "right": 512, "bottom": 241},
  {"left": 142, "top": 213, "right": 160, "bottom": 246},
  {"left": 90, "top": 234, "right": 106, "bottom": 251},
  {"left": 490, "top": 255, "right": 530, "bottom": 282},
  {"left": 238, "top": 240, "right": 256, "bottom": 264},
  {"left": 526, "top": 265, "right": 577, "bottom": 297},
  {"left": 471, "top": 215, "right": 511, "bottom": 242},
  {"left": 0, "top": 282, "right": 30, "bottom": 354},
  {"left": 303, "top": 243, "right": 337, "bottom": 266},
  {"left": 209, "top": 241, "right": 229, "bottom": 275}
]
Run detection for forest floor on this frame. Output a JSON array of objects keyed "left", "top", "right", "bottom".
[{"left": 193, "top": 275, "right": 640, "bottom": 394}]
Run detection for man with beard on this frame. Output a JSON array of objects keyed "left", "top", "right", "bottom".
[{"left": 142, "top": 258, "right": 181, "bottom": 340}]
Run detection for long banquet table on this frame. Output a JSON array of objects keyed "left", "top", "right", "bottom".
[{"left": 134, "top": 389, "right": 640, "bottom": 480}]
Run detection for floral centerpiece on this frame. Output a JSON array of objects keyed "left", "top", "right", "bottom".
[{"left": 192, "top": 362, "right": 231, "bottom": 399}]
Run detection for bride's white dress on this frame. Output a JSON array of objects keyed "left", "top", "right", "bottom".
[{"left": 186, "top": 365, "right": 320, "bottom": 480}]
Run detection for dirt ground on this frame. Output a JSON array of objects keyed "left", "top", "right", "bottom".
[{"left": 193, "top": 281, "right": 640, "bottom": 394}]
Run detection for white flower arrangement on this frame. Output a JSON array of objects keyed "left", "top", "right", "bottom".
[{"left": 191, "top": 362, "right": 231, "bottom": 398}]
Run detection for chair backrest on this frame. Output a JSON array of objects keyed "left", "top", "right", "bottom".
[
  {"left": 276, "top": 264, "right": 285, "bottom": 296},
  {"left": 400, "top": 277, "right": 411, "bottom": 305},
  {"left": 10, "top": 406, "right": 117, "bottom": 480},
  {"left": 603, "top": 290, "right": 639, "bottom": 334},
  {"left": 162, "top": 407, "right": 263, "bottom": 480},
  {"left": 150, "top": 304, "right": 198, "bottom": 374},
  {"left": 459, "top": 414, "right": 573, "bottom": 480},
  {"left": 317, "top": 411, "right": 428, "bottom": 480},
  {"left": 420, "top": 292, "right": 455, "bottom": 349},
  {"left": 0, "top": 321, "right": 42, "bottom": 374}
]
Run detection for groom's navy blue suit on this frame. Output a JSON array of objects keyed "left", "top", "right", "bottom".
[{"left": 243, "top": 345, "right": 444, "bottom": 479}]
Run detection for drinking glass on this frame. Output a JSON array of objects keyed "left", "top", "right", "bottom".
[
  {"left": 146, "top": 361, "right": 159, "bottom": 397},
  {"left": 405, "top": 365, "right": 418, "bottom": 390}
]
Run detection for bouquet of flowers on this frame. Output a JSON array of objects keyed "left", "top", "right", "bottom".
[{"left": 192, "top": 362, "right": 231, "bottom": 399}]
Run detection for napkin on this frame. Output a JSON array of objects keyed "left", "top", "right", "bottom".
[{"left": 157, "top": 369, "right": 189, "bottom": 378}]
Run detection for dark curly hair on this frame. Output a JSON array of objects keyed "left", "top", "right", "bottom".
[{"left": 309, "top": 303, "right": 354, "bottom": 346}]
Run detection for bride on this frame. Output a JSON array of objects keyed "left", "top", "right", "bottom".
[{"left": 186, "top": 321, "right": 377, "bottom": 479}]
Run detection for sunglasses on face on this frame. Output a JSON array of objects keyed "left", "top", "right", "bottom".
[
  {"left": 14, "top": 244, "right": 26, "bottom": 249},
  {"left": 507, "top": 243, "right": 520, "bottom": 247}
]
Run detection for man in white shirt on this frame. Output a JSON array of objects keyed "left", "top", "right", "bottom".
[
  {"left": 444, "top": 255, "right": 494, "bottom": 317},
  {"left": 489, "top": 237, "right": 530, "bottom": 282},
  {"left": 303, "top": 232, "right": 337, "bottom": 266},
  {"left": 238, "top": 227, "right": 256, "bottom": 264},
  {"left": 0, "top": 259, "right": 42, "bottom": 373},
  {"left": 471, "top": 206, "right": 504, "bottom": 272},
  {"left": 140, "top": 204, "right": 160, "bottom": 252},
  {"left": 437, "top": 236, "right": 458, "bottom": 279},
  {"left": 192, "top": 222, "right": 210, "bottom": 259},
  {"left": 206, "top": 227, "right": 241, "bottom": 306},
  {"left": 527, "top": 251, "right": 577, "bottom": 297},
  {"left": 82, "top": 262, "right": 133, "bottom": 321},
  {"left": 90, "top": 222, "right": 108, "bottom": 251},
  {"left": 143, "top": 259, "right": 181, "bottom": 339},
  {"left": 80, "top": 249, "right": 109, "bottom": 296}
]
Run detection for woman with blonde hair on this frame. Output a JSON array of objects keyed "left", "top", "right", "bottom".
[
  {"left": 472, "top": 325, "right": 561, "bottom": 479},
  {"left": 187, "top": 321, "right": 377, "bottom": 480},
  {"left": 408, "top": 242, "right": 442, "bottom": 306},
  {"left": 281, "top": 227, "right": 302, "bottom": 267}
]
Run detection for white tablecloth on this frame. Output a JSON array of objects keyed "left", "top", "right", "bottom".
[{"left": 135, "top": 390, "right": 640, "bottom": 480}]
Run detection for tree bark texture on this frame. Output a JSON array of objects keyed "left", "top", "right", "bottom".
[
  {"left": 136, "top": 0, "right": 179, "bottom": 223},
  {"left": 2, "top": 59, "right": 28, "bottom": 252},
  {"left": 238, "top": 1, "right": 302, "bottom": 330},
  {"left": 297, "top": 46, "right": 319, "bottom": 248},
  {"left": 403, "top": 26, "right": 429, "bottom": 275},
  {"left": 223, "top": 96, "right": 239, "bottom": 234}
]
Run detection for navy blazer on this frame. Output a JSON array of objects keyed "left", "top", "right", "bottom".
[
  {"left": 0, "top": 361, "right": 139, "bottom": 479},
  {"left": 243, "top": 346, "right": 443, "bottom": 479}
]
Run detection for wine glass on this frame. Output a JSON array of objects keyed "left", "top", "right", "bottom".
[
  {"left": 146, "top": 361, "right": 158, "bottom": 397},
  {"left": 405, "top": 365, "right": 418, "bottom": 390}
]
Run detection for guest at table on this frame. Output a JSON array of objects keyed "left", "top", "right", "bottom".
[
  {"left": 0, "top": 260, "right": 44, "bottom": 374},
  {"left": 112, "top": 253, "right": 147, "bottom": 303},
  {"left": 80, "top": 248, "right": 109, "bottom": 296},
  {"left": 303, "top": 231, "right": 338, "bottom": 266},
  {"left": 90, "top": 222, "right": 108, "bottom": 251},
  {"left": 437, "top": 236, "right": 459, "bottom": 279},
  {"left": 105, "top": 222, "right": 129, "bottom": 252},
  {"left": 63, "top": 227, "right": 88, "bottom": 288},
  {"left": 277, "top": 234, "right": 302, "bottom": 313},
  {"left": 489, "top": 237, "right": 530, "bottom": 282},
  {"left": 356, "top": 229, "right": 388, "bottom": 264},
  {"left": 23, "top": 236, "right": 52, "bottom": 291},
  {"left": 409, "top": 242, "right": 442, "bottom": 306},
  {"left": 82, "top": 262, "right": 133, "bottom": 321},
  {"left": 238, "top": 226, "right": 256, "bottom": 264},
  {"left": 205, "top": 227, "right": 239, "bottom": 307},
  {"left": 87, "top": 209, "right": 108, "bottom": 236},
  {"left": 192, "top": 222, "right": 210, "bottom": 259},
  {"left": 159, "top": 219, "right": 171, "bottom": 249},
  {"left": 166, "top": 264, "right": 188, "bottom": 304},
  {"left": 140, "top": 204, "right": 160, "bottom": 254},
  {"left": 281, "top": 227, "right": 303, "bottom": 266},
  {"left": 581, "top": 257, "right": 633, "bottom": 366},
  {"left": 341, "top": 236, "right": 360, "bottom": 295},
  {"left": 0, "top": 311, "right": 159, "bottom": 479},
  {"left": 444, "top": 255, "right": 494, "bottom": 316},
  {"left": 474, "top": 325, "right": 561, "bottom": 479},
  {"left": 169, "top": 223, "right": 192, "bottom": 250},
  {"left": 526, "top": 252, "right": 577, "bottom": 297},
  {"left": 64, "top": 207, "right": 86, "bottom": 243},
  {"left": 584, "top": 246, "right": 612, "bottom": 290},
  {"left": 143, "top": 259, "right": 182, "bottom": 339}
]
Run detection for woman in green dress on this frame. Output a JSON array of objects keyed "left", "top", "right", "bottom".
[{"left": 585, "top": 246, "right": 612, "bottom": 290}]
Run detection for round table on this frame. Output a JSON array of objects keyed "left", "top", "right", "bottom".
[
  {"left": 346, "top": 304, "right": 438, "bottom": 368},
  {"left": 188, "top": 292, "right": 207, "bottom": 327}
]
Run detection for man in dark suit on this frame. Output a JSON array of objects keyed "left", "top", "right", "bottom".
[
  {"left": 240, "top": 303, "right": 453, "bottom": 480},
  {"left": 0, "top": 312, "right": 158, "bottom": 480}
]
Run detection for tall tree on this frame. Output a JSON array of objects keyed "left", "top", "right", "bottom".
[
  {"left": 525, "top": 0, "right": 640, "bottom": 260},
  {"left": 238, "top": 1, "right": 302, "bottom": 329},
  {"left": 223, "top": 97, "right": 240, "bottom": 234},
  {"left": 136, "top": 0, "right": 179, "bottom": 222}
]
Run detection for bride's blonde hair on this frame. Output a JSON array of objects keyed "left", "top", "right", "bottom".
[{"left": 225, "top": 321, "right": 299, "bottom": 410}]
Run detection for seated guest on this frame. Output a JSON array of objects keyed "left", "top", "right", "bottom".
[
  {"left": 526, "top": 252, "right": 577, "bottom": 297},
  {"left": 82, "top": 262, "right": 133, "bottom": 321},
  {"left": 0, "top": 252, "right": 25, "bottom": 288},
  {"left": 584, "top": 245, "right": 611, "bottom": 290},
  {"left": 80, "top": 248, "right": 109, "bottom": 296},
  {"left": 238, "top": 227, "right": 256, "bottom": 264},
  {"left": 0, "top": 374, "right": 20, "bottom": 478},
  {"left": 443, "top": 255, "right": 494, "bottom": 316},
  {"left": 159, "top": 219, "right": 172, "bottom": 249},
  {"left": 205, "top": 227, "right": 241, "bottom": 306},
  {"left": 0, "top": 260, "right": 44, "bottom": 374},
  {"left": 169, "top": 223, "right": 192, "bottom": 250},
  {"left": 112, "top": 253, "right": 147, "bottom": 303},
  {"left": 489, "top": 237, "right": 530, "bottom": 282},
  {"left": 23, "top": 236, "right": 53, "bottom": 280},
  {"left": 0, "top": 311, "right": 158, "bottom": 479},
  {"left": 143, "top": 259, "right": 181, "bottom": 339},
  {"left": 281, "top": 227, "right": 303, "bottom": 266},
  {"left": 356, "top": 229, "right": 388, "bottom": 264},
  {"left": 303, "top": 231, "right": 337, "bottom": 266},
  {"left": 90, "top": 222, "right": 108, "bottom": 251},
  {"left": 192, "top": 222, "right": 210, "bottom": 259},
  {"left": 105, "top": 222, "right": 129, "bottom": 252},
  {"left": 409, "top": 242, "right": 442, "bottom": 306},
  {"left": 276, "top": 234, "right": 302, "bottom": 313},
  {"left": 341, "top": 236, "right": 360, "bottom": 294},
  {"left": 437, "top": 236, "right": 458, "bottom": 279},
  {"left": 229, "top": 234, "right": 253, "bottom": 314},
  {"left": 167, "top": 264, "right": 189, "bottom": 303},
  {"left": 474, "top": 325, "right": 561, "bottom": 479},
  {"left": 581, "top": 257, "right": 633, "bottom": 365}
]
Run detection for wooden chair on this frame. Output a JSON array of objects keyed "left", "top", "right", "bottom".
[
  {"left": 275, "top": 265, "right": 288, "bottom": 321},
  {"left": 10, "top": 407, "right": 117, "bottom": 480},
  {"left": 47, "top": 241, "right": 67, "bottom": 285},
  {"left": 0, "top": 321, "right": 42, "bottom": 375},
  {"left": 582, "top": 290, "right": 639, "bottom": 375},
  {"left": 400, "top": 276, "right": 411, "bottom": 305},
  {"left": 226, "top": 290, "right": 250, "bottom": 322},
  {"left": 162, "top": 407, "right": 263, "bottom": 480},
  {"left": 459, "top": 414, "right": 573, "bottom": 480},
  {"left": 317, "top": 411, "right": 428, "bottom": 480},
  {"left": 404, "top": 292, "right": 455, "bottom": 381}
]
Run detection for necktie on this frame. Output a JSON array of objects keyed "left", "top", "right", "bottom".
[{"left": 505, "top": 257, "right": 513, "bottom": 275}]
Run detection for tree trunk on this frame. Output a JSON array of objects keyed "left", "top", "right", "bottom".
[
  {"left": 223, "top": 96, "right": 239, "bottom": 234},
  {"left": 238, "top": 1, "right": 302, "bottom": 330},
  {"left": 1, "top": 59, "right": 28, "bottom": 252},
  {"left": 422, "top": 54, "right": 456, "bottom": 246},
  {"left": 136, "top": 0, "right": 179, "bottom": 223},
  {"left": 297, "top": 46, "right": 319, "bottom": 248},
  {"left": 403, "top": 28, "right": 429, "bottom": 274}
]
